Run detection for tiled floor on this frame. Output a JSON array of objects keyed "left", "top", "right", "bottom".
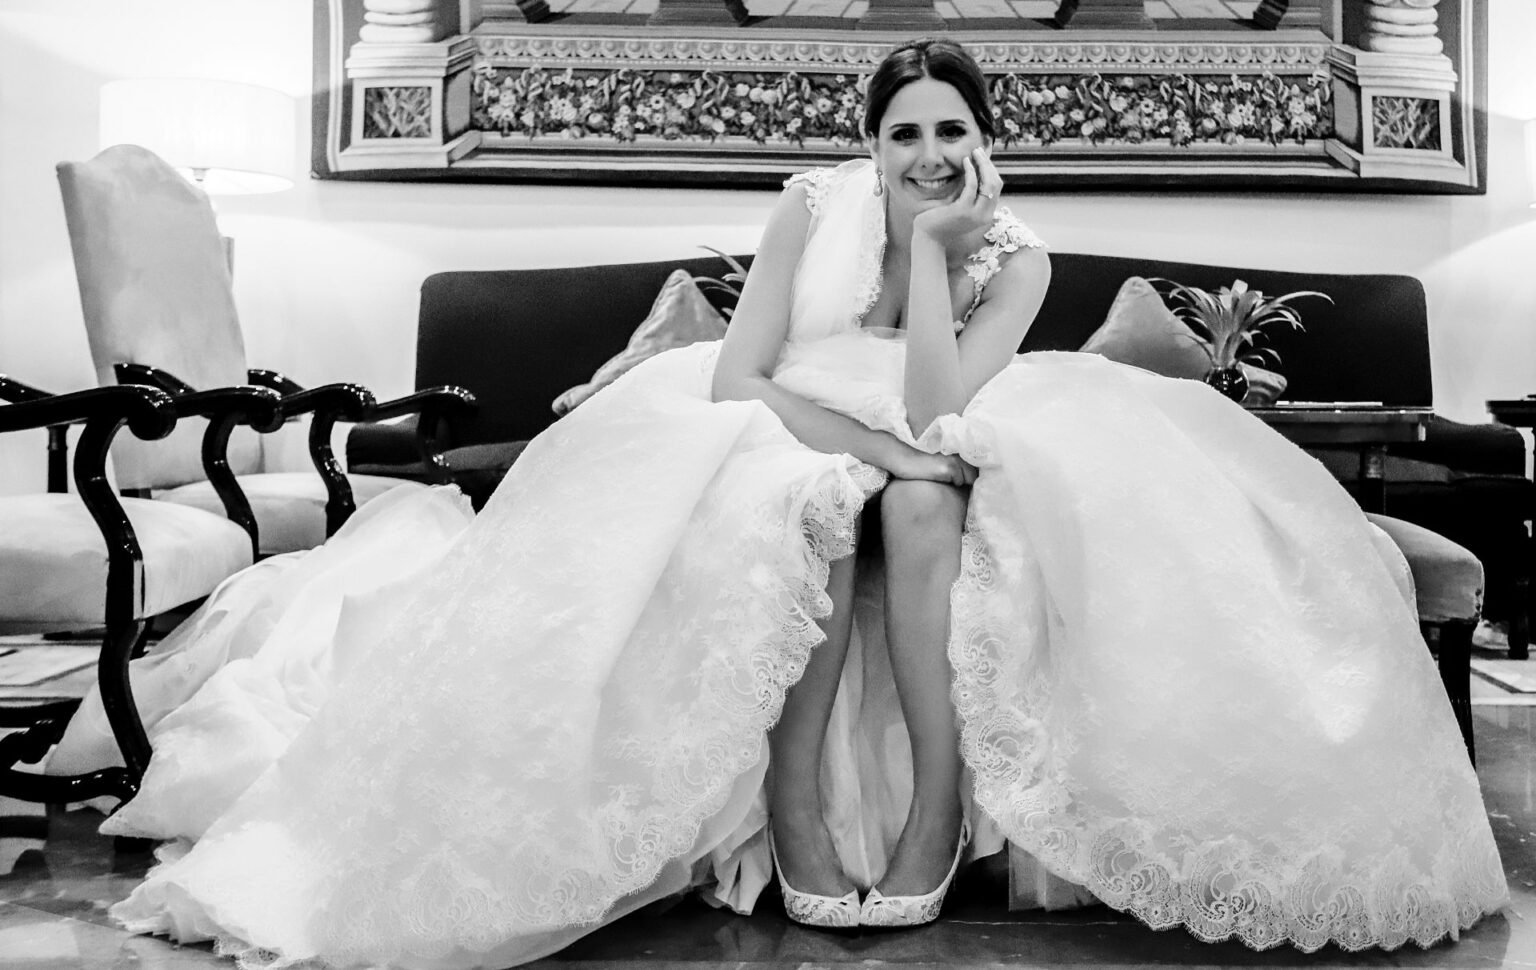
[{"left": 0, "top": 701, "right": 1531, "bottom": 969}]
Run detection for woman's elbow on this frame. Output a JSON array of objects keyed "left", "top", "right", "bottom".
[{"left": 711, "top": 368, "right": 766, "bottom": 405}]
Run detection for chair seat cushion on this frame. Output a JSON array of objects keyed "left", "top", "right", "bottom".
[
  {"left": 157, "top": 473, "right": 425, "bottom": 556},
  {"left": 0, "top": 494, "right": 252, "bottom": 627},
  {"left": 1364, "top": 512, "right": 1484, "bottom": 624}
]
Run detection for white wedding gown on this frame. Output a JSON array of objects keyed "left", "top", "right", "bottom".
[{"left": 51, "top": 160, "right": 1507, "bottom": 969}]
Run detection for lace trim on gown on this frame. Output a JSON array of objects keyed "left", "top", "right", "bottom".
[
  {"left": 958, "top": 210, "right": 1044, "bottom": 327},
  {"left": 113, "top": 360, "right": 895, "bottom": 969},
  {"left": 950, "top": 515, "right": 1507, "bottom": 951},
  {"left": 931, "top": 357, "right": 1508, "bottom": 952}
]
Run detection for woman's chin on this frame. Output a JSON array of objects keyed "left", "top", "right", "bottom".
[{"left": 907, "top": 192, "right": 959, "bottom": 211}]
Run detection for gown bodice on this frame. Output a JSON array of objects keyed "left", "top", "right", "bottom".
[{"left": 780, "top": 159, "right": 1044, "bottom": 345}]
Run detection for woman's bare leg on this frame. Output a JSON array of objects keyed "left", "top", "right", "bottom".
[
  {"left": 877, "top": 479, "right": 967, "bottom": 896},
  {"left": 769, "top": 538, "right": 859, "bottom": 897}
]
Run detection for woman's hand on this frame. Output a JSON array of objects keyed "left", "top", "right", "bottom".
[
  {"left": 911, "top": 147, "right": 1005, "bottom": 249},
  {"left": 883, "top": 444, "right": 978, "bottom": 487}
]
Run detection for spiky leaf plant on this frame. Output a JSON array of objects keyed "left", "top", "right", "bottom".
[
  {"left": 1150, "top": 278, "right": 1332, "bottom": 371},
  {"left": 692, "top": 245, "right": 748, "bottom": 321}
]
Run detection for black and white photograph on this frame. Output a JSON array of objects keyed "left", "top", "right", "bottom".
[{"left": 0, "top": 2, "right": 1534, "bottom": 970}]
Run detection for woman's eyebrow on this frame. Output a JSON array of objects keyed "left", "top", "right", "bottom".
[{"left": 887, "top": 118, "right": 970, "bottom": 129}]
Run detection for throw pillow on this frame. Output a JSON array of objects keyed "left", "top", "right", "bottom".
[
  {"left": 551, "top": 269, "right": 728, "bottom": 416},
  {"left": 1078, "top": 276, "right": 1210, "bottom": 380},
  {"left": 1079, "top": 276, "right": 1288, "bottom": 404}
]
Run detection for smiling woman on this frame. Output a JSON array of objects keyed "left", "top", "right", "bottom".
[{"left": 54, "top": 33, "right": 1508, "bottom": 970}]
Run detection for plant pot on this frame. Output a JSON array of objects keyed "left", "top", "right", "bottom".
[{"left": 1204, "top": 364, "right": 1249, "bottom": 403}]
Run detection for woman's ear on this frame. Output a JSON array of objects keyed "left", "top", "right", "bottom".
[
  {"left": 981, "top": 133, "right": 995, "bottom": 156},
  {"left": 864, "top": 131, "right": 877, "bottom": 161}
]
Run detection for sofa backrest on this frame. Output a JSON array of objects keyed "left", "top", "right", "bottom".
[
  {"left": 1026, "top": 254, "right": 1432, "bottom": 409},
  {"left": 418, "top": 252, "right": 1432, "bottom": 447}
]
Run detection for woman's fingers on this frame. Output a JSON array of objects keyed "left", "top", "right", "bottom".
[
  {"left": 962, "top": 156, "right": 979, "bottom": 204},
  {"left": 945, "top": 454, "right": 979, "bottom": 487},
  {"left": 974, "top": 148, "right": 1002, "bottom": 203}
]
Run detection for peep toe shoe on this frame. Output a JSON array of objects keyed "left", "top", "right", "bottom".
[
  {"left": 768, "top": 829, "right": 861, "bottom": 929},
  {"left": 859, "top": 822, "right": 970, "bottom": 928}
]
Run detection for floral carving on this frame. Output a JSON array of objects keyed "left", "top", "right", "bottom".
[
  {"left": 470, "top": 64, "right": 1332, "bottom": 149},
  {"left": 991, "top": 72, "right": 1331, "bottom": 148}
]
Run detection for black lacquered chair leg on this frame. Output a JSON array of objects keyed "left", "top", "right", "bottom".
[{"left": 1429, "top": 619, "right": 1476, "bottom": 767}]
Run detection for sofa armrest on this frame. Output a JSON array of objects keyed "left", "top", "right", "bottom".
[{"left": 1392, "top": 414, "right": 1527, "bottom": 477}]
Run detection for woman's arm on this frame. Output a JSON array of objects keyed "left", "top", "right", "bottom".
[
  {"left": 713, "top": 184, "right": 921, "bottom": 473},
  {"left": 903, "top": 153, "right": 1051, "bottom": 436}
]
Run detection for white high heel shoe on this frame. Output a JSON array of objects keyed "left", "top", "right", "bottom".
[
  {"left": 767, "top": 828, "right": 861, "bottom": 929},
  {"left": 859, "top": 822, "right": 970, "bottom": 928}
]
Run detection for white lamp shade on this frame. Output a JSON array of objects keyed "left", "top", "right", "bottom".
[
  {"left": 99, "top": 78, "right": 296, "bottom": 195},
  {"left": 1527, "top": 118, "right": 1536, "bottom": 209}
]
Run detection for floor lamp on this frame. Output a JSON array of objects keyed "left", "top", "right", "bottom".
[{"left": 97, "top": 77, "right": 297, "bottom": 272}]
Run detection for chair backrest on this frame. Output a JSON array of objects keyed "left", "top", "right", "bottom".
[{"left": 56, "top": 144, "right": 261, "bottom": 490}]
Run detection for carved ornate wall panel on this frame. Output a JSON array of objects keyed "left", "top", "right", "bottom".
[{"left": 312, "top": 0, "right": 1485, "bottom": 191}]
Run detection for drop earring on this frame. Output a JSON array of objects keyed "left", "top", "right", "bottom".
[{"left": 873, "top": 168, "right": 884, "bottom": 197}]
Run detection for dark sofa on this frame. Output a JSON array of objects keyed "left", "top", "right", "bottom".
[{"left": 347, "top": 252, "right": 1533, "bottom": 650}]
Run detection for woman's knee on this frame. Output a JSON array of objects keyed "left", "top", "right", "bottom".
[{"left": 880, "top": 480, "right": 966, "bottom": 555}]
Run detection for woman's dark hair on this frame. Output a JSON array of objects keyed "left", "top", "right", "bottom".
[{"left": 862, "top": 38, "right": 995, "bottom": 140}]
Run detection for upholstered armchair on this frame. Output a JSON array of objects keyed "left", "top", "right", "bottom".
[
  {"left": 55, "top": 145, "right": 475, "bottom": 556},
  {"left": 1386, "top": 418, "right": 1534, "bottom": 660},
  {"left": 0, "top": 376, "right": 280, "bottom": 807}
]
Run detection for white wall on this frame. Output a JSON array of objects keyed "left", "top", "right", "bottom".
[{"left": 2, "top": 0, "right": 1533, "bottom": 495}]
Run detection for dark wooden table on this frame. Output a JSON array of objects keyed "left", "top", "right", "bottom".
[
  {"left": 1487, "top": 398, "right": 1536, "bottom": 430},
  {"left": 1247, "top": 405, "right": 1432, "bottom": 513}
]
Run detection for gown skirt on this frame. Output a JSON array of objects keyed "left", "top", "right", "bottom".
[{"left": 49, "top": 334, "right": 1508, "bottom": 969}]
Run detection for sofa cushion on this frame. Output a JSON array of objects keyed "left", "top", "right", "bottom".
[
  {"left": 1078, "top": 276, "right": 1210, "bottom": 380},
  {"left": 1078, "top": 275, "right": 1287, "bottom": 405},
  {"left": 551, "top": 269, "right": 726, "bottom": 417}
]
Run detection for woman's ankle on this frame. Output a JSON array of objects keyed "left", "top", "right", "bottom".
[
  {"left": 876, "top": 798, "right": 965, "bottom": 896},
  {"left": 769, "top": 813, "right": 853, "bottom": 896}
]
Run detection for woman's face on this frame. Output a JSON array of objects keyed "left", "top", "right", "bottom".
[{"left": 868, "top": 77, "right": 990, "bottom": 214}]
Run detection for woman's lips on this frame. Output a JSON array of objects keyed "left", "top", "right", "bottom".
[{"left": 909, "top": 173, "right": 958, "bottom": 196}]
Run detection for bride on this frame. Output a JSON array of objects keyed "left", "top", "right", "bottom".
[{"left": 50, "top": 37, "right": 1506, "bottom": 970}]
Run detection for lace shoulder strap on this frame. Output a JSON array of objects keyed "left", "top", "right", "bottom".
[
  {"left": 959, "top": 207, "right": 1047, "bottom": 326},
  {"left": 784, "top": 167, "right": 837, "bottom": 215}
]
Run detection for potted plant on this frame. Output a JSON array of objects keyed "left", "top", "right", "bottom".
[
  {"left": 692, "top": 246, "right": 748, "bottom": 321},
  {"left": 1151, "top": 278, "right": 1332, "bottom": 402}
]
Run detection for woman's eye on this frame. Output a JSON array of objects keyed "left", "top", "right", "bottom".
[
  {"left": 940, "top": 125, "right": 968, "bottom": 140},
  {"left": 892, "top": 129, "right": 918, "bottom": 143}
]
